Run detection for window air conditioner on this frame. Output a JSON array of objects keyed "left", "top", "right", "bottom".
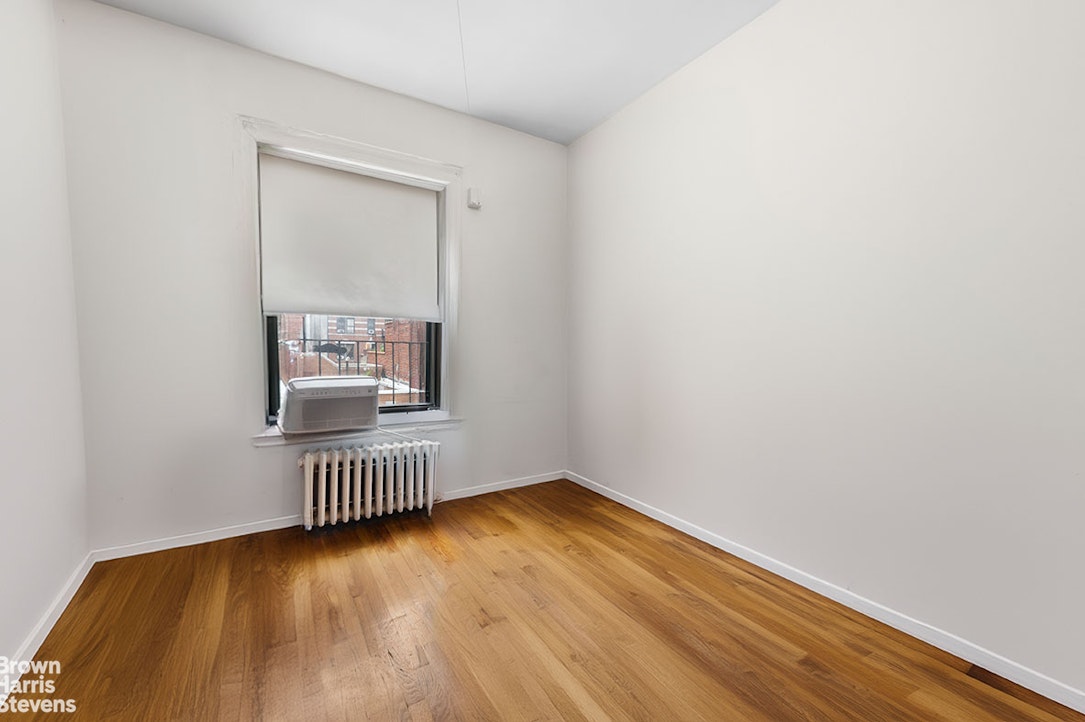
[{"left": 278, "top": 376, "right": 379, "bottom": 434}]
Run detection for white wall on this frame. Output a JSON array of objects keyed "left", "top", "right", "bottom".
[
  {"left": 0, "top": 0, "right": 88, "bottom": 660},
  {"left": 55, "top": 0, "right": 567, "bottom": 551},
  {"left": 569, "top": 0, "right": 1085, "bottom": 699}
]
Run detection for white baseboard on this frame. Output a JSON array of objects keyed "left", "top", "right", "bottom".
[
  {"left": 565, "top": 471, "right": 1085, "bottom": 715},
  {"left": 437, "top": 471, "right": 565, "bottom": 502},
  {"left": 9, "top": 552, "right": 95, "bottom": 670},
  {"left": 91, "top": 515, "right": 303, "bottom": 562},
  {"left": 86, "top": 469, "right": 566, "bottom": 566}
]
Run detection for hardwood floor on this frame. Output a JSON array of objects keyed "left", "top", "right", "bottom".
[{"left": 26, "top": 480, "right": 1082, "bottom": 720}]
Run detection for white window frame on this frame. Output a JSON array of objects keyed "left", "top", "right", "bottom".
[{"left": 241, "top": 116, "right": 461, "bottom": 430}]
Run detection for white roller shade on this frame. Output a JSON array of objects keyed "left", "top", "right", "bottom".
[{"left": 259, "top": 152, "right": 440, "bottom": 320}]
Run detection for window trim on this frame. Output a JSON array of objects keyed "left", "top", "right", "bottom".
[{"left": 241, "top": 116, "right": 461, "bottom": 430}]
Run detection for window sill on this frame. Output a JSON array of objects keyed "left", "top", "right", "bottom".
[{"left": 251, "top": 416, "right": 463, "bottom": 448}]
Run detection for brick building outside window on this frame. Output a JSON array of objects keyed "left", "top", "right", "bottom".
[{"left": 275, "top": 314, "right": 432, "bottom": 408}]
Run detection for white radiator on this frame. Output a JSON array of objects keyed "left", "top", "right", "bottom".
[{"left": 300, "top": 440, "right": 439, "bottom": 530}]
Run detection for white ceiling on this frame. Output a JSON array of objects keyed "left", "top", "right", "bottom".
[{"left": 92, "top": 0, "right": 777, "bottom": 144}]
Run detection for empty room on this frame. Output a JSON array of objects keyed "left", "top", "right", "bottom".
[{"left": 2, "top": 0, "right": 1083, "bottom": 718}]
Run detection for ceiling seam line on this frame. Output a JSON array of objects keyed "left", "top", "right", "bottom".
[{"left": 455, "top": 0, "right": 471, "bottom": 113}]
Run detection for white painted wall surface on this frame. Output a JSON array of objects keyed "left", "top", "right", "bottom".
[
  {"left": 0, "top": 0, "right": 88, "bottom": 659},
  {"left": 569, "top": 0, "right": 1085, "bottom": 696},
  {"left": 55, "top": 0, "right": 567, "bottom": 551}
]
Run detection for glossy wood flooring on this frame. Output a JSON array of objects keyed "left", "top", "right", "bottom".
[{"left": 30, "top": 480, "right": 1081, "bottom": 720}]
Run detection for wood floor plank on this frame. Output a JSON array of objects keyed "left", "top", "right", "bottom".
[{"left": 23, "top": 480, "right": 1083, "bottom": 721}]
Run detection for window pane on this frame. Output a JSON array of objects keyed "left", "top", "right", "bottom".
[{"left": 276, "top": 314, "right": 432, "bottom": 408}]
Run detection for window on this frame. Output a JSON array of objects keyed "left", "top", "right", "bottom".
[
  {"left": 304, "top": 314, "right": 328, "bottom": 343},
  {"left": 267, "top": 314, "right": 440, "bottom": 415},
  {"left": 246, "top": 117, "right": 461, "bottom": 428}
]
